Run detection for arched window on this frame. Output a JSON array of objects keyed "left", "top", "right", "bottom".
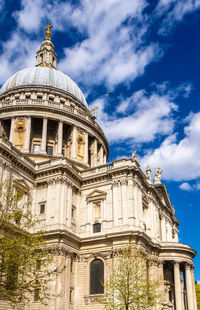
[{"left": 90, "top": 259, "right": 104, "bottom": 294}]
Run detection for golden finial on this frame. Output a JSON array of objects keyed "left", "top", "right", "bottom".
[{"left": 45, "top": 24, "right": 53, "bottom": 41}]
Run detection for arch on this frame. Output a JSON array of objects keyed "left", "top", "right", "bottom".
[{"left": 90, "top": 259, "right": 104, "bottom": 295}]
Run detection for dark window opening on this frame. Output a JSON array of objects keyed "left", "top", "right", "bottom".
[
  {"left": 70, "top": 289, "right": 73, "bottom": 303},
  {"left": 169, "top": 289, "right": 172, "bottom": 302},
  {"left": 90, "top": 259, "right": 104, "bottom": 295},
  {"left": 6, "top": 261, "right": 18, "bottom": 291},
  {"left": 46, "top": 145, "right": 53, "bottom": 155},
  {"left": 72, "top": 206, "right": 75, "bottom": 219},
  {"left": 34, "top": 288, "right": 40, "bottom": 301},
  {"left": 40, "top": 204, "right": 45, "bottom": 214},
  {"left": 93, "top": 223, "right": 101, "bottom": 233},
  {"left": 70, "top": 257, "right": 73, "bottom": 273},
  {"left": 36, "top": 260, "right": 41, "bottom": 270}
]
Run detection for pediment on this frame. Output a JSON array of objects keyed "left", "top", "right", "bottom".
[
  {"left": 13, "top": 178, "right": 30, "bottom": 191},
  {"left": 86, "top": 189, "right": 107, "bottom": 202}
]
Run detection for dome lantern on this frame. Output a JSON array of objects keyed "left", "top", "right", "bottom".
[{"left": 36, "top": 24, "right": 57, "bottom": 69}]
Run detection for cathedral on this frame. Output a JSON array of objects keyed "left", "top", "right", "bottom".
[{"left": 0, "top": 26, "right": 197, "bottom": 310}]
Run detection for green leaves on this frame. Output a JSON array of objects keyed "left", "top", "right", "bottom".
[
  {"left": 99, "top": 246, "right": 162, "bottom": 310},
  {"left": 0, "top": 181, "right": 54, "bottom": 308}
]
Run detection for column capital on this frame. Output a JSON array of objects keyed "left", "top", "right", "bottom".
[
  {"left": 172, "top": 260, "right": 181, "bottom": 267},
  {"left": 184, "top": 262, "right": 192, "bottom": 270}
]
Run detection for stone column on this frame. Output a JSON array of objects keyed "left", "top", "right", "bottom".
[
  {"left": 40, "top": 117, "right": 48, "bottom": 154},
  {"left": 57, "top": 120, "right": 63, "bottom": 156},
  {"left": 99, "top": 145, "right": 104, "bottom": 165},
  {"left": 24, "top": 117, "right": 31, "bottom": 153},
  {"left": 174, "top": 262, "right": 183, "bottom": 310},
  {"left": 71, "top": 126, "right": 77, "bottom": 160},
  {"left": 191, "top": 266, "right": 198, "bottom": 310},
  {"left": 9, "top": 117, "right": 15, "bottom": 143},
  {"left": 84, "top": 131, "right": 88, "bottom": 165},
  {"left": 104, "top": 153, "right": 107, "bottom": 164},
  {"left": 93, "top": 139, "right": 98, "bottom": 166},
  {"left": 185, "top": 263, "right": 194, "bottom": 310}
]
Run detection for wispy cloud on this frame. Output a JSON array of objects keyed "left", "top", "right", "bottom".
[
  {"left": 90, "top": 83, "right": 190, "bottom": 144},
  {"left": 58, "top": 0, "right": 161, "bottom": 89},
  {"left": 155, "top": 0, "right": 200, "bottom": 35},
  {"left": 141, "top": 111, "right": 200, "bottom": 181}
]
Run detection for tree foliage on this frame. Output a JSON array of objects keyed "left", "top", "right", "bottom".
[
  {"left": 195, "top": 284, "right": 200, "bottom": 310},
  {"left": 100, "top": 246, "right": 162, "bottom": 310},
  {"left": 0, "top": 181, "right": 55, "bottom": 307}
]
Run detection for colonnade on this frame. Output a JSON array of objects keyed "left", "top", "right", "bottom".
[
  {"left": 0, "top": 116, "right": 107, "bottom": 166},
  {"left": 169, "top": 261, "right": 197, "bottom": 310}
]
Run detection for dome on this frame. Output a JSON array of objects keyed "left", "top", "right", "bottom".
[{"left": 0, "top": 66, "right": 88, "bottom": 107}]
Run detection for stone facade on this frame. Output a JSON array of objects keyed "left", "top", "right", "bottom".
[{"left": 0, "top": 32, "right": 197, "bottom": 310}]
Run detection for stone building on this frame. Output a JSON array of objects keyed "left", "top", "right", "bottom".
[{"left": 0, "top": 27, "right": 197, "bottom": 310}]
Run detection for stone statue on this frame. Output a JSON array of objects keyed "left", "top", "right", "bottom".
[
  {"left": 131, "top": 150, "right": 137, "bottom": 161},
  {"left": 154, "top": 168, "right": 163, "bottom": 184},
  {"left": 145, "top": 166, "right": 153, "bottom": 184}
]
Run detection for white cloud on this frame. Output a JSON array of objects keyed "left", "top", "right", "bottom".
[
  {"left": 141, "top": 112, "right": 200, "bottom": 181},
  {"left": 90, "top": 85, "right": 180, "bottom": 144},
  {"left": 0, "top": 32, "right": 40, "bottom": 84},
  {"left": 0, "top": 0, "right": 198, "bottom": 93},
  {"left": 58, "top": 0, "right": 163, "bottom": 89},
  {"left": 155, "top": 0, "right": 200, "bottom": 35},
  {"left": 13, "top": 0, "right": 72, "bottom": 33},
  {"left": 13, "top": 0, "right": 43, "bottom": 32},
  {"left": 179, "top": 182, "right": 193, "bottom": 191}
]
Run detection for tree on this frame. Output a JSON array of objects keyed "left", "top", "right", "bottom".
[
  {"left": 0, "top": 181, "right": 55, "bottom": 308},
  {"left": 99, "top": 246, "right": 162, "bottom": 310},
  {"left": 195, "top": 284, "right": 200, "bottom": 309}
]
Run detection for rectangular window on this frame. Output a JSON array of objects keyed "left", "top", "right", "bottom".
[
  {"left": 40, "top": 204, "right": 45, "bottom": 214},
  {"left": 46, "top": 145, "right": 53, "bottom": 155},
  {"left": 33, "top": 144, "right": 40, "bottom": 154},
  {"left": 93, "top": 223, "right": 101, "bottom": 233}
]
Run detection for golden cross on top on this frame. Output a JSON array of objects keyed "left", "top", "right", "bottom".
[{"left": 45, "top": 24, "right": 53, "bottom": 41}]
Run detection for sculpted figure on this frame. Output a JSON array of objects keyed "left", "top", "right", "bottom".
[
  {"left": 154, "top": 168, "right": 163, "bottom": 184},
  {"left": 131, "top": 150, "right": 137, "bottom": 161},
  {"left": 145, "top": 166, "right": 153, "bottom": 184}
]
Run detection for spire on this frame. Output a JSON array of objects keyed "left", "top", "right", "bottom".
[{"left": 36, "top": 24, "right": 57, "bottom": 69}]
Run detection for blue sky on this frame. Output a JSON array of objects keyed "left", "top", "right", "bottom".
[{"left": 0, "top": 0, "right": 200, "bottom": 278}]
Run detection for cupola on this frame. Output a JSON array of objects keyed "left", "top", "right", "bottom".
[{"left": 36, "top": 24, "right": 57, "bottom": 69}]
